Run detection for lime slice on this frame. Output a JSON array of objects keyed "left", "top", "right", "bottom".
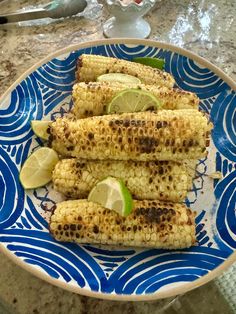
[
  {"left": 97, "top": 73, "right": 141, "bottom": 85},
  {"left": 88, "top": 176, "right": 133, "bottom": 217},
  {"left": 31, "top": 120, "right": 51, "bottom": 140},
  {"left": 107, "top": 88, "right": 161, "bottom": 114},
  {"left": 19, "top": 147, "right": 59, "bottom": 189},
  {"left": 133, "top": 57, "right": 165, "bottom": 70}
]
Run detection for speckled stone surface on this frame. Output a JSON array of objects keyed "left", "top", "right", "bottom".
[{"left": 0, "top": 0, "right": 235, "bottom": 313}]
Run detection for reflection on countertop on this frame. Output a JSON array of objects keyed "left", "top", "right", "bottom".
[{"left": 0, "top": 0, "right": 235, "bottom": 313}]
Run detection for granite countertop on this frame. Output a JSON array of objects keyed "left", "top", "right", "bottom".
[{"left": 0, "top": 0, "right": 235, "bottom": 313}]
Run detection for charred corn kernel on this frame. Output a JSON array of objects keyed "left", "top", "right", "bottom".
[
  {"left": 76, "top": 54, "right": 175, "bottom": 88},
  {"left": 71, "top": 82, "right": 199, "bottom": 118},
  {"left": 52, "top": 159, "right": 194, "bottom": 202},
  {"left": 49, "top": 199, "right": 196, "bottom": 249},
  {"left": 49, "top": 110, "right": 212, "bottom": 161}
]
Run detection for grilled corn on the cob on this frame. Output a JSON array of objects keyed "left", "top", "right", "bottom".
[
  {"left": 50, "top": 199, "right": 196, "bottom": 249},
  {"left": 49, "top": 110, "right": 212, "bottom": 161},
  {"left": 72, "top": 82, "right": 199, "bottom": 118},
  {"left": 76, "top": 54, "right": 175, "bottom": 88},
  {"left": 52, "top": 159, "right": 195, "bottom": 202}
]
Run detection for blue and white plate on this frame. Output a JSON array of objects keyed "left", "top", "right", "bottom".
[{"left": 0, "top": 39, "right": 235, "bottom": 300}]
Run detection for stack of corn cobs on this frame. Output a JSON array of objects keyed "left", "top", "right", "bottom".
[{"left": 49, "top": 54, "right": 213, "bottom": 250}]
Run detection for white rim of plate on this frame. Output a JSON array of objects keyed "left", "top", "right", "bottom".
[{"left": 0, "top": 38, "right": 236, "bottom": 301}]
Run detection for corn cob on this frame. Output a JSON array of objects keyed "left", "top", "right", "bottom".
[
  {"left": 52, "top": 159, "right": 194, "bottom": 202},
  {"left": 76, "top": 54, "right": 175, "bottom": 88},
  {"left": 50, "top": 199, "right": 196, "bottom": 249},
  {"left": 49, "top": 110, "right": 212, "bottom": 161},
  {"left": 72, "top": 82, "right": 199, "bottom": 118},
  {"left": 183, "top": 159, "right": 198, "bottom": 188}
]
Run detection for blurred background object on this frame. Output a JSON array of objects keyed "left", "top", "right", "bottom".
[
  {"left": 0, "top": 0, "right": 88, "bottom": 24},
  {"left": 103, "top": 0, "right": 157, "bottom": 38}
]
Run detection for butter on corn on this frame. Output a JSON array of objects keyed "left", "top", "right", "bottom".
[
  {"left": 71, "top": 82, "right": 199, "bottom": 118},
  {"left": 49, "top": 199, "right": 196, "bottom": 249},
  {"left": 52, "top": 159, "right": 195, "bottom": 202},
  {"left": 49, "top": 110, "right": 212, "bottom": 161},
  {"left": 76, "top": 54, "right": 175, "bottom": 88}
]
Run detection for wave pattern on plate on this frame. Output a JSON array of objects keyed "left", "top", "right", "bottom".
[
  {"left": 0, "top": 43, "right": 235, "bottom": 296},
  {"left": 32, "top": 52, "right": 78, "bottom": 92},
  {"left": 0, "top": 146, "right": 25, "bottom": 229},
  {"left": 166, "top": 53, "right": 230, "bottom": 98},
  {"left": 215, "top": 170, "right": 236, "bottom": 252},
  {"left": 104, "top": 246, "right": 228, "bottom": 294},
  {"left": 211, "top": 91, "right": 236, "bottom": 161},
  {"left": 0, "top": 75, "right": 43, "bottom": 145}
]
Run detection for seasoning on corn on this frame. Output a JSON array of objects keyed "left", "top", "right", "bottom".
[
  {"left": 76, "top": 54, "right": 175, "bottom": 88},
  {"left": 52, "top": 159, "right": 194, "bottom": 202},
  {"left": 71, "top": 82, "right": 199, "bottom": 118},
  {"left": 49, "top": 109, "right": 212, "bottom": 161},
  {"left": 49, "top": 199, "right": 196, "bottom": 249}
]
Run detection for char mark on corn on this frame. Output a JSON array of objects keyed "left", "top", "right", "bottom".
[
  {"left": 76, "top": 54, "right": 175, "bottom": 88},
  {"left": 71, "top": 82, "right": 199, "bottom": 118},
  {"left": 50, "top": 199, "right": 196, "bottom": 249},
  {"left": 49, "top": 109, "right": 212, "bottom": 161},
  {"left": 52, "top": 159, "right": 194, "bottom": 202}
]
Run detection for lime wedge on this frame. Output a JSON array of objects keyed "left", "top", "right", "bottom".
[
  {"left": 97, "top": 73, "right": 141, "bottom": 85},
  {"left": 88, "top": 176, "right": 133, "bottom": 217},
  {"left": 133, "top": 57, "right": 165, "bottom": 70},
  {"left": 19, "top": 147, "right": 59, "bottom": 189},
  {"left": 31, "top": 120, "right": 51, "bottom": 140},
  {"left": 107, "top": 88, "right": 161, "bottom": 114}
]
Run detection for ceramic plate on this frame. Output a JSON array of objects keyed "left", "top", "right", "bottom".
[{"left": 0, "top": 39, "right": 235, "bottom": 301}]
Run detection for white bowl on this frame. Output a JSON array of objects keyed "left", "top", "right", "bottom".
[{"left": 103, "top": 0, "right": 157, "bottom": 38}]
